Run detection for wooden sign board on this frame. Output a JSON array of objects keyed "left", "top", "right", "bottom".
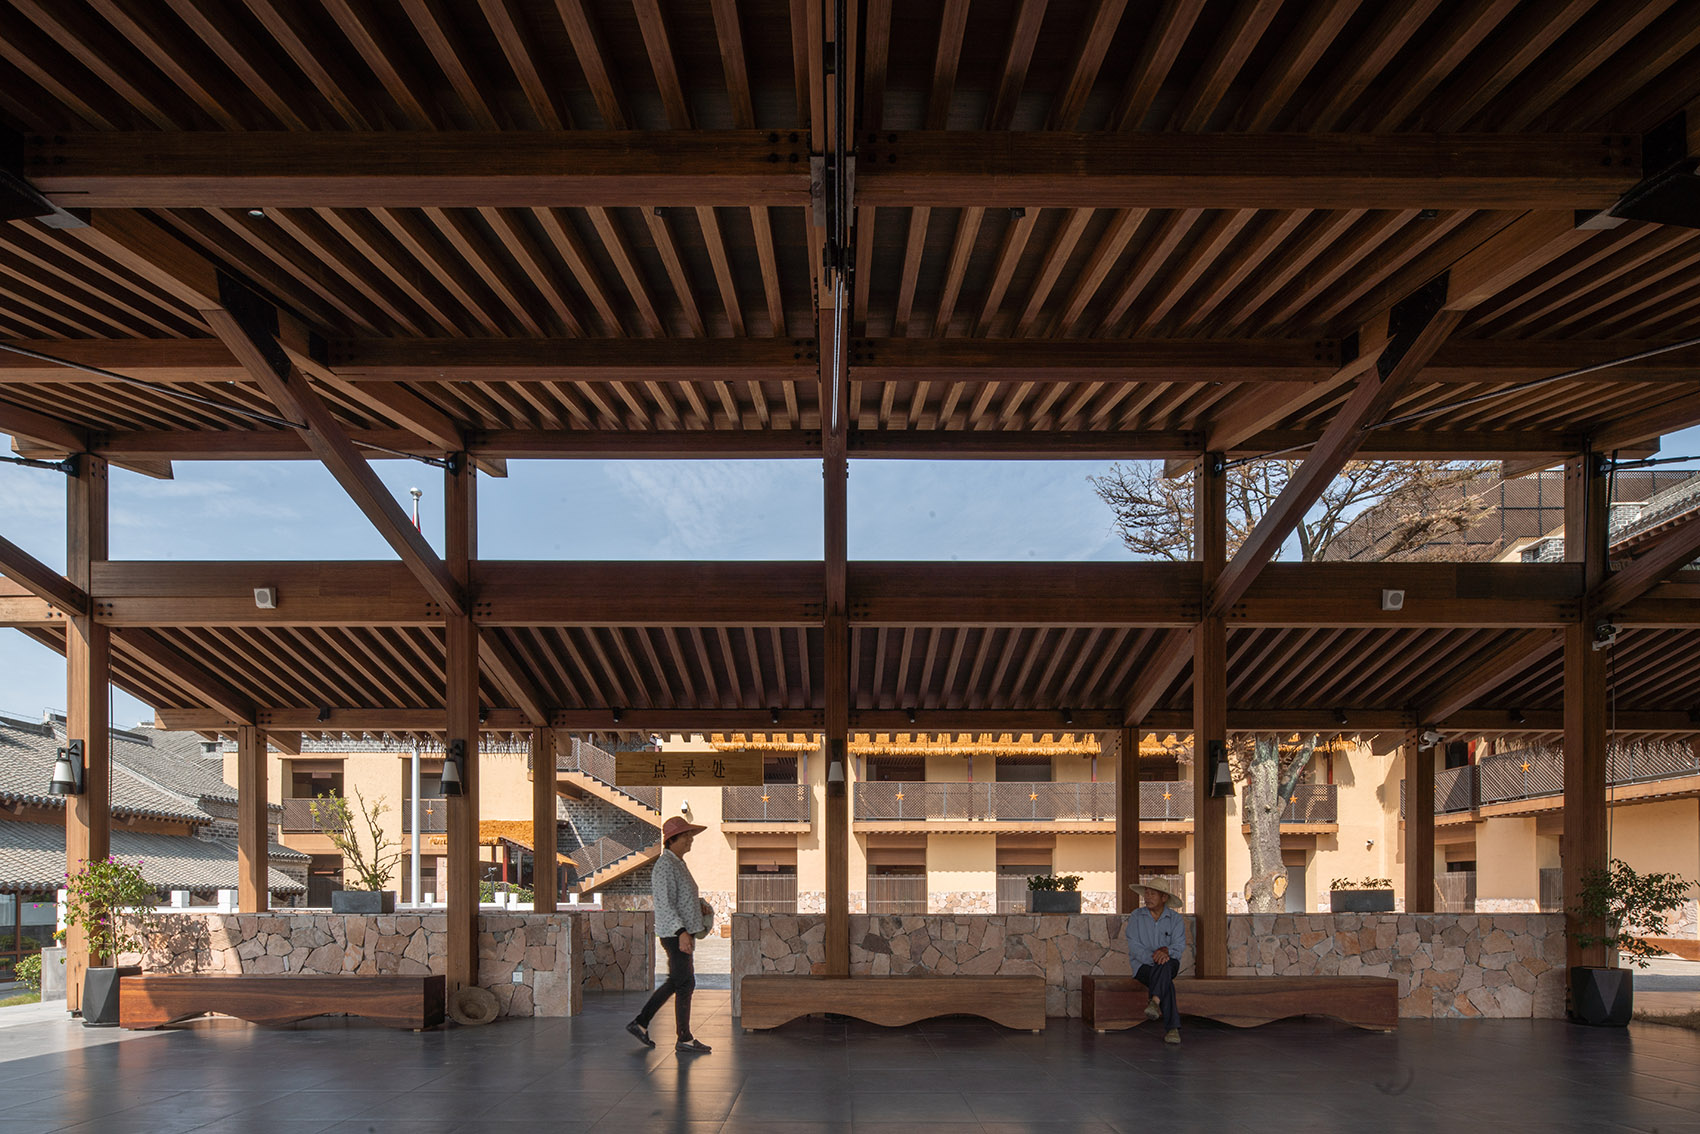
[{"left": 615, "top": 751, "right": 764, "bottom": 787}]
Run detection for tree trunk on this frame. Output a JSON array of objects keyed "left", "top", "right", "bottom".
[{"left": 1244, "top": 736, "right": 1286, "bottom": 913}]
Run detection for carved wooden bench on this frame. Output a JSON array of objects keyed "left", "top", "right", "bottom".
[
  {"left": 740, "top": 975, "right": 1046, "bottom": 1031},
  {"left": 120, "top": 974, "right": 447, "bottom": 1031},
  {"left": 1082, "top": 974, "right": 1397, "bottom": 1032}
]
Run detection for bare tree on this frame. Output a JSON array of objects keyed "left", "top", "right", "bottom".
[
  {"left": 1095, "top": 459, "right": 1495, "bottom": 912},
  {"left": 1088, "top": 459, "right": 1498, "bottom": 562}
]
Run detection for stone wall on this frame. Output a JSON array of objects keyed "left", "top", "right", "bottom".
[
  {"left": 135, "top": 909, "right": 653, "bottom": 1018},
  {"left": 732, "top": 912, "right": 1567, "bottom": 1020},
  {"left": 928, "top": 890, "right": 994, "bottom": 914}
]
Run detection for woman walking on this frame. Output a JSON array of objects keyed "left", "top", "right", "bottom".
[{"left": 627, "top": 815, "right": 716, "bottom": 1053}]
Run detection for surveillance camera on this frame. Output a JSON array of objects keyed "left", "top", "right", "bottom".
[
  {"left": 1592, "top": 621, "right": 1619, "bottom": 651},
  {"left": 679, "top": 801, "right": 690, "bottom": 815}
]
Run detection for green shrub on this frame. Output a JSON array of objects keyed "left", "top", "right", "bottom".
[
  {"left": 479, "top": 882, "right": 535, "bottom": 903},
  {"left": 13, "top": 954, "right": 40, "bottom": 994},
  {"left": 1026, "top": 874, "right": 1083, "bottom": 892}
]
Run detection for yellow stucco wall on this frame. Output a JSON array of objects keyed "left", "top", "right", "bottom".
[
  {"left": 1476, "top": 816, "right": 1540, "bottom": 910},
  {"left": 1606, "top": 798, "right": 1700, "bottom": 884}
]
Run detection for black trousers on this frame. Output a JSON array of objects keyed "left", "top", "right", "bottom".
[
  {"left": 1135, "top": 958, "right": 1182, "bottom": 1030},
  {"left": 635, "top": 933, "right": 696, "bottom": 1038}
]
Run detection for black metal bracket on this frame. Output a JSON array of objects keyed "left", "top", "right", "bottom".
[
  {"left": 216, "top": 270, "right": 291, "bottom": 379},
  {"left": 1610, "top": 112, "right": 1700, "bottom": 230},
  {"left": 1, "top": 453, "right": 78, "bottom": 474},
  {"left": 1377, "top": 272, "right": 1450, "bottom": 380}
]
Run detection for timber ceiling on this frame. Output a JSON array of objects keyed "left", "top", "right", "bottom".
[{"left": 2, "top": 0, "right": 1699, "bottom": 742}]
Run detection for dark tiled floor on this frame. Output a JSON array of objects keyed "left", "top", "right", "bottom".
[{"left": 1, "top": 991, "right": 1698, "bottom": 1133}]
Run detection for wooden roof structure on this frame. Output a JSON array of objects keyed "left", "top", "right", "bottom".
[{"left": 1, "top": 0, "right": 1699, "bottom": 745}]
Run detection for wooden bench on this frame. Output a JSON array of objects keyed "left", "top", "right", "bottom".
[
  {"left": 740, "top": 975, "right": 1046, "bottom": 1031},
  {"left": 120, "top": 974, "right": 447, "bottom": 1031},
  {"left": 1082, "top": 974, "right": 1397, "bottom": 1032}
]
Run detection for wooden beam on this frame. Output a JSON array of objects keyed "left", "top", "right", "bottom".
[
  {"left": 1415, "top": 630, "right": 1565, "bottom": 722},
  {"left": 1211, "top": 211, "right": 1596, "bottom": 616},
  {"left": 155, "top": 708, "right": 533, "bottom": 733},
  {"left": 29, "top": 131, "right": 810, "bottom": 207},
  {"left": 1117, "top": 725, "right": 1140, "bottom": 915},
  {"left": 444, "top": 459, "right": 479, "bottom": 993},
  {"left": 1402, "top": 733, "right": 1434, "bottom": 914},
  {"left": 27, "top": 131, "right": 1637, "bottom": 210},
  {"left": 532, "top": 726, "right": 559, "bottom": 914},
  {"left": 1564, "top": 453, "right": 1609, "bottom": 970},
  {"left": 237, "top": 724, "right": 268, "bottom": 914},
  {"left": 88, "top": 560, "right": 439, "bottom": 627},
  {"left": 66, "top": 424, "right": 1584, "bottom": 465},
  {"left": 1211, "top": 299, "right": 1462, "bottom": 615},
  {"left": 0, "top": 532, "right": 89, "bottom": 615},
  {"left": 203, "top": 305, "right": 466, "bottom": 617},
  {"left": 1203, "top": 338, "right": 1386, "bottom": 454},
  {"left": 1593, "top": 513, "right": 1700, "bottom": 615},
  {"left": 6, "top": 558, "right": 1636, "bottom": 631},
  {"left": 150, "top": 706, "right": 1700, "bottom": 740},
  {"left": 64, "top": 455, "right": 109, "bottom": 1011},
  {"left": 115, "top": 627, "right": 257, "bottom": 724},
  {"left": 0, "top": 396, "right": 89, "bottom": 453},
  {"left": 853, "top": 132, "right": 1637, "bottom": 208},
  {"left": 479, "top": 632, "right": 550, "bottom": 726},
  {"left": 1592, "top": 395, "right": 1700, "bottom": 453},
  {"left": 1193, "top": 454, "right": 1228, "bottom": 979},
  {"left": 11, "top": 336, "right": 1697, "bottom": 387},
  {"left": 1123, "top": 629, "right": 1195, "bottom": 726}
]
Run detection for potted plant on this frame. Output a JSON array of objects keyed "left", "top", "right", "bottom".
[
  {"left": 1330, "top": 877, "right": 1395, "bottom": 913},
  {"left": 310, "top": 789, "right": 404, "bottom": 915},
  {"left": 62, "top": 856, "right": 158, "bottom": 1026},
  {"left": 1569, "top": 857, "right": 1692, "bottom": 1026},
  {"left": 1027, "top": 874, "right": 1084, "bottom": 914}
]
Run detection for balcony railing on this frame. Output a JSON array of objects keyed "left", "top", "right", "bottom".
[
  {"left": 1403, "top": 740, "right": 1700, "bottom": 818},
  {"left": 280, "top": 797, "right": 347, "bottom": 833},
  {"left": 722, "top": 784, "right": 809, "bottom": 822},
  {"left": 557, "top": 738, "right": 661, "bottom": 811},
  {"left": 852, "top": 780, "right": 1334, "bottom": 824},
  {"left": 402, "top": 797, "right": 447, "bottom": 833}
]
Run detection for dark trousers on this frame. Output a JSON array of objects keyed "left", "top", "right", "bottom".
[
  {"left": 1136, "top": 958, "right": 1182, "bottom": 1030},
  {"left": 636, "top": 934, "right": 696, "bottom": 1038}
]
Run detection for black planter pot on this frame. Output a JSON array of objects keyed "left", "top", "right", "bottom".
[
  {"left": 81, "top": 965, "right": 141, "bottom": 1027},
  {"left": 1028, "top": 891, "right": 1082, "bottom": 914},
  {"left": 1329, "top": 889, "right": 1395, "bottom": 913},
  {"left": 1570, "top": 966, "right": 1634, "bottom": 1026},
  {"left": 330, "top": 889, "right": 397, "bottom": 915}
]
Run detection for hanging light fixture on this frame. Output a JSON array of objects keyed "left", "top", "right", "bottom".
[
  {"left": 440, "top": 739, "right": 465, "bottom": 796},
  {"left": 49, "top": 740, "right": 84, "bottom": 796}
]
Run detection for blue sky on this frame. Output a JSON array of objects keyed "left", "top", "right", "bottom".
[{"left": 4, "top": 427, "right": 1698, "bottom": 728}]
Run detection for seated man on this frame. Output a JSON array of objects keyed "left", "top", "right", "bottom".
[{"left": 1125, "top": 880, "right": 1187, "bottom": 1044}]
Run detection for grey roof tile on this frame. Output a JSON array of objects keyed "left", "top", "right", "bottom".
[
  {"left": 0, "top": 716, "right": 208, "bottom": 823},
  {"left": 0, "top": 820, "right": 304, "bottom": 893}
]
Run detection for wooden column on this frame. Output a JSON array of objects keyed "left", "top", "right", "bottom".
[
  {"left": 444, "top": 459, "right": 480, "bottom": 992},
  {"left": 65, "top": 455, "right": 110, "bottom": 1013},
  {"left": 1563, "top": 451, "right": 1609, "bottom": 970},
  {"left": 1193, "top": 453, "right": 1228, "bottom": 977},
  {"left": 1403, "top": 732, "right": 1434, "bottom": 913},
  {"left": 823, "top": 447, "right": 850, "bottom": 976},
  {"left": 237, "top": 725, "right": 269, "bottom": 913},
  {"left": 1116, "top": 726, "right": 1141, "bottom": 914},
  {"left": 531, "top": 726, "right": 559, "bottom": 913}
]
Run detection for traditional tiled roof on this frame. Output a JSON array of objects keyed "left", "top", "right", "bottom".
[
  {"left": 0, "top": 821, "right": 305, "bottom": 894},
  {"left": 0, "top": 715, "right": 208, "bottom": 824},
  {"left": 1521, "top": 471, "right": 1700, "bottom": 564},
  {"left": 106, "top": 723, "right": 240, "bottom": 805}
]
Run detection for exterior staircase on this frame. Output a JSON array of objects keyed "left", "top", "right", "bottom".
[{"left": 558, "top": 739, "right": 664, "bottom": 893}]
